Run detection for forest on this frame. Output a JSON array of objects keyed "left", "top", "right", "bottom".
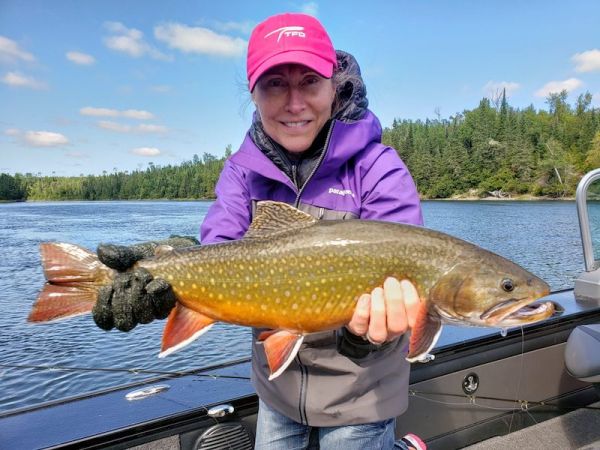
[{"left": 2, "top": 90, "right": 600, "bottom": 201}]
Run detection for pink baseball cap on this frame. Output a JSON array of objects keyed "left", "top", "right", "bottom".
[{"left": 247, "top": 13, "right": 337, "bottom": 91}]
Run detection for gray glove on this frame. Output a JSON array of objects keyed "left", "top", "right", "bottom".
[{"left": 92, "top": 235, "right": 199, "bottom": 332}]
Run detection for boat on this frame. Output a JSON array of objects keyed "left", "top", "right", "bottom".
[{"left": 1, "top": 172, "right": 599, "bottom": 450}]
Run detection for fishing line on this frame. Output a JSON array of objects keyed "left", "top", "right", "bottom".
[
  {"left": 509, "top": 326, "right": 530, "bottom": 431},
  {"left": 0, "top": 363, "right": 251, "bottom": 380},
  {"left": 409, "top": 389, "right": 600, "bottom": 411}
]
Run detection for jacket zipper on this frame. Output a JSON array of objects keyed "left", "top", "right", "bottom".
[
  {"left": 292, "top": 120, "right": 335, "bottom": 425},
  {"left": 294, "top": 121, "right": 336, "bottom": 208}
]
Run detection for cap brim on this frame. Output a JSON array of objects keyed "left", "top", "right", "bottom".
[{"left": 249, "top": 50, "right": 335, "bottom": 91}]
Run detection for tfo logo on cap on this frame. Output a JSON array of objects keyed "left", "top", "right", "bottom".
[{"left": 265, "top": 26, "right": 306, "bottom": 42}]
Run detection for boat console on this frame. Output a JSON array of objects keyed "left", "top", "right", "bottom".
[{"left": 565, "top": 324, "right": 600, "bottom": 395}]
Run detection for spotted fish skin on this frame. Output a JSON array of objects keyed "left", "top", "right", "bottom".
[{"left": 139, "top": 219, "right": 455, "bottom": 333}]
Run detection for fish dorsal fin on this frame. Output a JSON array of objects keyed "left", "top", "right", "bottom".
[{"left": 244, "top": 201, "right": 317, "bottom": 239}]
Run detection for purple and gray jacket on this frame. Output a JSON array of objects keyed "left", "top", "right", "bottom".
[{"left": 200, "top": 52, "right": 423, "bottom": 426}]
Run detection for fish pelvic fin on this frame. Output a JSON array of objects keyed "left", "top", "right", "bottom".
[
  {"left": 28, "top": 243, "right": 114, "bottom": 323},
  {"left": 258, "top": 330, "right": 304, "bottom": 380},
  {"left": 406, "top": 304, "right": 442, "bottom": 363},
  {"left": 160, "top": 304, "right": 215, "bottom": 357}
]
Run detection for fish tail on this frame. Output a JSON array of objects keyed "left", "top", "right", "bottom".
[{"left": 28, "top": 242, "right": 113, "bottom": 323}]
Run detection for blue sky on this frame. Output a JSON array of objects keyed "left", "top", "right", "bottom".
[{"left": 1, "top": 0, "right": 599, "bottom": 176}]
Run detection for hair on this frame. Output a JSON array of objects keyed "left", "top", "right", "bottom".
[{"left": 330, "top": 62, "right": 366, "bottom": 121}]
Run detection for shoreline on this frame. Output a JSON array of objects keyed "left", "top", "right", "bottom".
[
  {"left": 426, "top": 194, "right": 575, "bottom": 201},
  {"left": 1, "top": 196, "right": 577, "bottom": 203}
]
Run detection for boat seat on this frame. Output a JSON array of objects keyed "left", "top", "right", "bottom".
[{"left": 565, "top": 324, "right": 600, "bottom": 395}]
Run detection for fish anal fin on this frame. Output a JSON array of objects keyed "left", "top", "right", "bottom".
[
  {"left": 406, "top": 304, "right": 442, "bottom": 363},
  {"left": 244, "top": 201, "right": 317, "bottom": 239},
  {"left": 160, "top": 304, "right": 216, "bottom": 357},
  {"left": 28, "top": 283, "right": 97, "bottom": 322},
  {"left": 261, "top": 330, "right": 304, "bottom": 380}
]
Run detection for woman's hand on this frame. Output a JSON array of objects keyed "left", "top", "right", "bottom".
[{"left": 346, "top": 277, "right": 421, "bottom": 344}]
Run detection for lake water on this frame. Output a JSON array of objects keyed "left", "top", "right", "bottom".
[{"left": 0, "top": 200, "right": 584, "bottom": 413}]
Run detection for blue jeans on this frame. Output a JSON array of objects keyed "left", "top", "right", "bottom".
[{"left": 254, "top": 400, "right": 410, "bottom": 450}]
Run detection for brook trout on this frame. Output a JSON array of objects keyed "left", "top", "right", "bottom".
[{"left": 29, "top": 201, "right": 554, "bottom": 379}]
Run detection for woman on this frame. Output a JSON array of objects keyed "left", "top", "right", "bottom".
[
  {"left": 200, "top": 12, "right": 425, "bottom": 450},
  {"left": 93, "top": 12, "right": 426, "bottom": 450}
]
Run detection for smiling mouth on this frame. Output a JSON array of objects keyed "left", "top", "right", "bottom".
[{"left": 282, "top": 121, "right": 309, "bottom": 128}]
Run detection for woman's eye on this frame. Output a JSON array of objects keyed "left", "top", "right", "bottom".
[
  {"left": 303, "top": 76, "right": 320, "bottom": 86},
  {"left": 266, "top": 78, "right": 285, "bottom": 88}
]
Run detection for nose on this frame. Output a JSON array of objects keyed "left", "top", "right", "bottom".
[{"left": 285, "top": 86, "right": 306, "bottom": 114}]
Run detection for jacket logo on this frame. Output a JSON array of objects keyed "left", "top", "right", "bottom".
[
  {"left": 265, "top": 26, "right": 306, "bottom": 43},
  {"left": 328, "top": 187, "right": 355, "bottom": 198}
]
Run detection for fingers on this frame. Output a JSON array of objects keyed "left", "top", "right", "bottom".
[
  {"left": 347, "top": 278, "right": 421, "bottom": 345},
  {"left": 383, "top": 277, "right": 408, "bottom": 340},
  {"left": 347, "top": 294, "right": 371, "bottom": 337},
  {"left": 147, "top": 278, "right": 176, "bottom": 319},
  {"left": 367, "top": 287, "right": 387, "bottom": 344},
  {"left": 400, "top": 279, "right": 421, "bottom": 329},
  {"left": 92, "top": 285, "right": 115, "bottom": 330},
  {"left": 97, "top": 244, "right": 137, "bottom": 271}
]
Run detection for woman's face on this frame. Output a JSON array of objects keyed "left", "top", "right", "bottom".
[{"left": 252, "top": 64, "right": 336, "bottom": 154}]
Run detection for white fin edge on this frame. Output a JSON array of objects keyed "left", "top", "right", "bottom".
[
  {"left": 268, "top": 335, "right": 304, "bottom": 381},
  {"left": 405, "top": 326, "right": 443, "bottom": 363},
  {"left": 158, "top": 324, "right": 214, "bottom": 358}
]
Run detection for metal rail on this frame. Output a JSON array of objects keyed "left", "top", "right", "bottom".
[{"left": 576, "top": 168, "right": 600, "bottom": 272}]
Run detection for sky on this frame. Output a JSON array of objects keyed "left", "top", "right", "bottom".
[{"left": 1, "top": 0, "right": 599, "bottom": 176}]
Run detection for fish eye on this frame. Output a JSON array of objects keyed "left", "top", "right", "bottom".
[{"left": 501, "top": 278, "right": 515, "bottom": 292}]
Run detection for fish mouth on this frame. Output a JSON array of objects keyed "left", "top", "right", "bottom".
[{"left": 480, "top": 298, "right": 556, "bottom": 326}]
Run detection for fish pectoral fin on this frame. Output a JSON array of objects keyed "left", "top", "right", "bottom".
[
  {"left": 159, "top": 304, "right": 216, "bottom": 357},
  {"left": 406, "top": 305, "right": 442, "bottom": 363},
  {"left": 260, "top": 330, "right": 304, "bottom": 381}
]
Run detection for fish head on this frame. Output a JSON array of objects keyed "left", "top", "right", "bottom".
[{"left": 430, "top": 255, "right": 553, "bottom": 328}]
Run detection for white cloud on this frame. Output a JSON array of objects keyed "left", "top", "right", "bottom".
[
  {"left": 483, "top": 81, "right": 521, "bottom": 98},
  {"left": 122, "top": 109, "right": 155, "bottom": 120},
  {"left": 131, "top": 147, "right": 161, "bottom": 156},
  {"left": 103, "top": 21, "right": 171, "bottom": 61},
  {"left": 154, "top": 23, "right": 246, "bottom": 57},
  {"left": 0, "top": 36, "right": 35, "bottom": 63},
  {"left": 98, "top": 120, "right": 167, "bottom": 134},
  {"left": 4, "top": 128, "right": 21, "bottom": 136},
  {"left": 213, "top": 20, "right": 255, "bottom": 35},
  {"left": 80, "top": 107, "right": 155, "bottom": 120},
  {"left": 300, "top": 2, "right": 319, "bottom": 16},
  {"left": 137, "top": 123, "right": 167, "bottom": 133},
  {"left": 98, "top": 120, "right": 131, "bottom": 133},
  {"left": 66, "top": 51, "right": 96, "bottom": 65},
  {"left": 23, "top": 131, "right": 69, "bottom": 147},
  {"left": 535, "top": 78, "right": 583, "bottom": 97},
  {"left": 1, "top": 71, "right": 46, "bottom": 89},
  {"left": 572, "top": 49, "right": 600, "bottom": 73}
]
